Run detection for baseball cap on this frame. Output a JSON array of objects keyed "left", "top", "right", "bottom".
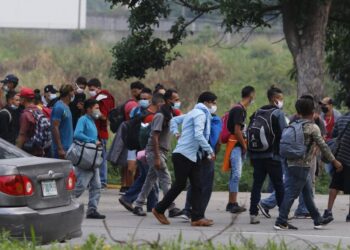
[
  {"left": 44, "top": 84, "right": 58, "bottom": 94},
  {"left": 319, "top": 97, "right": 333, "bottom": 105},
  {"left": 1, "top": 74, "right": 19, "bottom": 85},
  {"left": 19, "top": 87, "right": 35, "bottom": 99}
]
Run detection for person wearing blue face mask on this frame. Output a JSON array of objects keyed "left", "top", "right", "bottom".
[
  {"left": 0, "top": 90, "right": 21, "bottom": 144},
  {"left": 130, "top": 88, "right": 153, "bottom": 119}
]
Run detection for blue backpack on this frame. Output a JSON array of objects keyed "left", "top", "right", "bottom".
[{"left": 279, "top": 120, "right": 310, "bottom": 160}]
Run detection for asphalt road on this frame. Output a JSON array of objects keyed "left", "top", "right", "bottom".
[{"left": 68, "top": 190, "right": 350, "bottom": 248}]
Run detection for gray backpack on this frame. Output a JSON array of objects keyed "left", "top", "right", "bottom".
[{"left": 279, "top": 120, "right": 310, "bottom": 160}]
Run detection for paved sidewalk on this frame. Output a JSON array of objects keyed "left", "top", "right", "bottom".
[{"left": 69, "top": 190, "right": 350, "bottom": 248}]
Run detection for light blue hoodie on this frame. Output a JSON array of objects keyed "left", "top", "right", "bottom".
[{"left": 170, "top": 103, "right": 213, "bottom": 162}]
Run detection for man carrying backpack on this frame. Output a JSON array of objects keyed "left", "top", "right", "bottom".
[
  {"left": 119, "top": 93, "right": 165, "bottom": 212},
  {"left": 0, "top": 90, "right": 20, "bottom": 144},
  {"left": 17, "top": 87, "right": 48, "bottom": 157},
  {"left": 88, "top": 78, "right": 115, "bottom": 188},
  {"left": 275, "top": 98, "right": 343, "bottom": 230},
  {"left": 248, "top": 86, "right": 286, "bottom": 224},
  {"left": 51, "top": 84, "right": 75, "bottom": 159},
  {"left": 226, "top": 86, "right": 256, "bottom": 214},
  {"left": 132, "top": 89, "right": 182, "bottom": 217}
]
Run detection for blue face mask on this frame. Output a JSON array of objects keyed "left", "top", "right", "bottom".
[
  {"left": 10, "top": 104, "right": 18, "bottom": 110},
  {"left": 139, "top": 99, "right": 150, "bottom": 108},
  {"left": 172, "top": 101, "right": 181, "bottom": 110}
]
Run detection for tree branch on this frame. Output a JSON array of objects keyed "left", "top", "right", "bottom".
[
  {"left": 282, "top": 0, "right": 300, "bottom": 57},
  {"left": 174, "top": 0, "right": 220, "bottom": 12}
]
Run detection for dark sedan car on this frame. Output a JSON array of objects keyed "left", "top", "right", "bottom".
[{"left": 0, "top": 138, "right": 84, "bottom": 243}]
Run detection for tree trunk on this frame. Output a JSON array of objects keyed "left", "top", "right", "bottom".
[{"left": 282, "top": 0, "right": 332, "bottom": 102}]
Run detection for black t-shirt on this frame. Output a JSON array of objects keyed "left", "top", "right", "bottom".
[
  {"left": 0, "top": 106, "right": 20, "bottom": 145},
  {"left": 227, "top": 103, "right": 246, "bottom": 134},
  {"left": 69, "top": 93, "right": 86, "bottom": 129}
]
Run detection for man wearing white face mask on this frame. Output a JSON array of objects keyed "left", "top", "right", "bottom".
[
  {"left": 247, "top": 85, "right": 287, "bottom": 224},
  {"left": 43, "top": 84, "right": 59, "bottom": 108},
  {"left": 51, "top": 84, "right": 75, "bottom": 159},
  {"left": 70, "top": 76, "right": 87, "bottom": 129},
  {"left": 87, "top": 78, "right": 115, "bottom": 188},
  {"left": 0, "top": 90, "right": 20, "bottom": 144}
]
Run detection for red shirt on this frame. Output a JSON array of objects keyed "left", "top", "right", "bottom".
[
  {"left": 325, "top": 114, "right": 335, "bottom": 141},
  {"left": 93, "top": 90, "right": 115, "bottom": 139}
]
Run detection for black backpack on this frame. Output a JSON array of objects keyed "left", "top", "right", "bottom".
[
  {"left": 247, "top": 108, "right": 277, "bottom": 152},
  {"left": 109, "top": 100, "right": 130, "bottom": 133},
  {"left": 121, "top": 110, "right": 151, "bottom": 151}
]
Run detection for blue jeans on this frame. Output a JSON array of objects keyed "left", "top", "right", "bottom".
[
  {"left": 184, "top": 158, "right": 215, "bottom": 215},
  {"left": 276, "top": 166, "right": 322, "bottom": 225},
  {"left": 229, "top": 147, "right": 243, "bottom": 193},
  {"left": 99, "top": 139, "right": 108, "bottom": 186},
  {"left": 74, "top": 167, "right": 101, "bottom": 215},
  {"left": 123, "top": 160, "right": 159, "bottom": 211}
]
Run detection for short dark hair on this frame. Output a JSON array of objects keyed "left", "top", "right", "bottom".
[
  {"left": 164, "top": 89, "right": 177, "bottom": 101},
  {"left": 345, "top": 95, "right": 350, "bottom": 109},
  {"left": 59, "top": 84, "right": 74, "bottom": 98},
  {"left": 87, "top": 78, "right": 102, "bottom": 88},
  {"left": 295, "top": 98, "right": 315, "bottom": 116},
  {"left": 130, "top": 81, "right": 144, "bottom": 90},
  {"left": 84, "top": 99, "right": 98, "bottom": 110},
  {"left": 34, "top": 89, "right": 42, "bottom": 104},
  {"left": 152, "top": 93, "right": 165, "bottom": 105},
  {"left": 6, "top": 90, "right": 17, "bottom": 102},
  {"left": 267, "top": 85, "right": 283, "bottom": 101},
  {"left": 76, "top": 76, "right": 87, "bottom": 86},
  {"left": 154, "top": 83, "right": 165, "bottom": 93},
  {"left": 197, "top": 91, "right": 217, "bottom": 103},
  {"left": 241, "top": 86, "right": 255, "bottom": 98},
  {"left": 300, "top": 94, "right": 314, "bottom": 102},
  {"left": 141, "top": 87, "right": 152, "bottom": 95}
]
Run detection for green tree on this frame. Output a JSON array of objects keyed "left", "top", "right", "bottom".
[
  {"left": 326, "top": 0, "right": 350, "bottom": 104},
  {"left": 106, "top": 0, "right": 347, "bottom": 103}
]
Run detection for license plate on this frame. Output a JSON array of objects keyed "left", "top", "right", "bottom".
[{"left": 41, "top": 180, "right": 58, "bottom": 197}]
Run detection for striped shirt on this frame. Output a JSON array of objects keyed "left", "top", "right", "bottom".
[{"left": 332, "top": 112, "right": 350, "bottom": 166}]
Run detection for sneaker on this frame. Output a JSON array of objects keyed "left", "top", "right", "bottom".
[
  {"left": 226, "top": 203, "right": 234, "bottom": 212},
  {"left": 133, "top": 206, "right": 146, "bottom": 216},
  {"left": 322, "top": 209, "right": 334, "bottom": 221},
  {"left": 346, "top": 214, "right": 350, "bottom": 222},
  {"left": 118, "top": 196, "right": 134, "bottom": 212},
  {"left": 258, "top": 203, "right": 271, "bottom": 218},
  {"left": 294, "top": 213, "right": 312, "bottom": 219},
  {"left": 274, "top": 222, "right": 298, "bottom": 230},
  {"left": 86, "top": 211, "right": 106, "bottom": 219},
  {"left": 250, "top": 215, "right": 260, "bottom": 224},
  {"left": 314, "top": 216, "right": 334, "bottom": 230},
  {"left": 179, "top": 210, "right": 191, "bottom": 221},
  {"left": 119, "top": 186, "right": 129, "bottom": 196},
  {"left": 168, "top": 207, "right": 182, "bottom": 218},
  {"left": 230, "top": 203, "right": 247, "bottom": 214}
]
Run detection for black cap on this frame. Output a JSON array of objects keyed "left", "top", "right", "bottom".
[
  {"left": 44, "top": 84, "right": 58, "bottom": 94},
  {"left": 1, "top": 74, "right": 19, "bottom": 85}
]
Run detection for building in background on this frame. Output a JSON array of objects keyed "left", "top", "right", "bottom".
[{"left": 0, "top": 0, "right": 86, "bottom": 30}]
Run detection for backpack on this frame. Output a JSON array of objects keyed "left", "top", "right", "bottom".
[
  {"left": 109, "top": 101, "right": 128, "bottom": 133},
  {"left": 28, "top": 109, "right": 52, "bottom": 149},
  {"left": 0, "top": 108, "right": 12, "bottom": 123},
  {"left": 220, "top": 104, "right": 243, "bottom": 144},
  {"left": 279, "top": 120, "right": 310, "bottom": 160},
  {"left": 139, "top": 122, "right": 152, "bottom": 150},
  {"left": 247, "top": 108, "right": 277, "bottom": 152},
  {"left": 122, "top": 110, "right": 152, "bottom": 151}
]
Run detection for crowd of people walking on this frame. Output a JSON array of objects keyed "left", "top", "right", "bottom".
[{"left": 0, "top": 73, "right": 349, "bottom": 230}]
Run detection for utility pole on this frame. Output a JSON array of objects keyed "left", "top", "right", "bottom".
[{"left": 77, "top": 0, "right": 82, "bottom": 30}]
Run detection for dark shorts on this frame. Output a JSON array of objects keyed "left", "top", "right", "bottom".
[{"left": 329, "top": 164, "right": 350, "bottom": 194}]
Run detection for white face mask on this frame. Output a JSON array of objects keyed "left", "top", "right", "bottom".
[
  {"left": 92, "top": 109, "right": 101, "bottom": 120},
  {"left": 89, "top": 90, "right": 97, "bottom": 97},
  {"left": 275, "top": 100, "right": 284, "bottom": 109},
  {"left": 209, "top": 105, "right": 217, "bottom": 114},
  {"left": 49, "top": 93, "right": 57, "bottom": 100},
  {"left": 2, "top": 85, "right": 9, "bottom": 92},
  {"left": 76, "top": 87, "right": 84, "bottom": 94},
  {"left": 173, "top": 102, "right": 181, "bottom": 110},
  {"left": 70, "top": 95, "right": 75, "bottom": 102}
]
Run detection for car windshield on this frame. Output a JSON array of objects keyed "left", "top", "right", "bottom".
[{"left": 0, "top": 139, "right": 31, "bottom": 159}]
